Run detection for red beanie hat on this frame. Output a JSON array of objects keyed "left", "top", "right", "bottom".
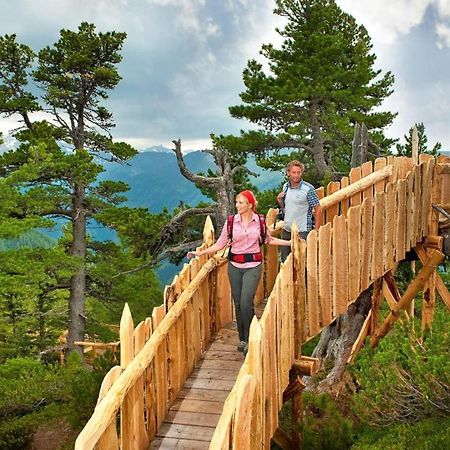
[{"left": 238, "top": 190, "right": 257, "bottom": 209}]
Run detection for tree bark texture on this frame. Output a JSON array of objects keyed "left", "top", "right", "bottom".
[
  {"left": 67, "top": 182, "right": 87, "bottom": 356},
  {"left": 310, "top": 289, "right": 372, "bottom": 393},
  {"left": 172, "top": 139, "right": 237, "bottom": 230}
]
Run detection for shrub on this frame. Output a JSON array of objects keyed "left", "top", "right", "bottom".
[
  {"left": 351, "top": 417, "right": 450, "bottom": 449},
  {"left": 350, "top": 306, "right": 450, "bottom": 426},
  {"left": 276, "top": 393, "right": 354, "bottom": 450}
]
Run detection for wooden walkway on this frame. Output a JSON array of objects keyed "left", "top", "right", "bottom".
[{"left": 150, "top": 303, "right": 266, "bottom": 449}]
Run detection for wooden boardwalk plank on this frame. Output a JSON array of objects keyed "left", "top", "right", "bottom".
[
  {"left": 151, "top": 323, "right": 245, "bottom": 448},
  {"left": 176, "top": 388, "right": 230, "bottom": 402},
  {"left": 190, "top": 368, "right": 238, "bottom": 380},
  {"left": 156, "top": 423, "right": 215, "bottom": 441},
  {"left": 170, "top": 398, "right": 224, "bottom": 414},
  {"left": 150, "top": 437, "right": 210, "bottom": 449},
  {"left": 164, "top": 411, "right": 221, "bottom": 427}
]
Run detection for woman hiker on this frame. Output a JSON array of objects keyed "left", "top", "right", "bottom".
[{"left": 187, "top": 190, "right": 291, "bottom": 356}]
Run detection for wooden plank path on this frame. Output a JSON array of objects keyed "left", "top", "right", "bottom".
[{"left": 150, "top": 303, "right": 266, "bottom": 449}]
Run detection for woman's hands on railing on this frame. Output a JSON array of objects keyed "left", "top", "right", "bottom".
[{"left": 186, "top": 250, "right": 200, "bottom": 259}]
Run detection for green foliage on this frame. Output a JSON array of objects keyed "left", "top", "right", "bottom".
[
  {"left": 276, "top": 393, "right": 354, "bottom": 450},
  {"left": 350, "top": 307, "right": 450, "bottom": 426},
  {"left": 0, "top": 354, "right": 107, "bottom": 448},
  {"left": 351, "top": 417, "right": 450, "bottom": 450},
  {"left": 62, "top": 352, "right": 104, "bottom": 427},
  {"left": 396, "top": 123, "right": 441, "bottom": 157},
  {"left": 0, "top": 358, "right": 65, "bottom": 416},
  {"left": 229, "top": 0, "right": 396, "bottom": 180},
  {"left": 301, "top": 393, "right": 354, "bottom": 450}
]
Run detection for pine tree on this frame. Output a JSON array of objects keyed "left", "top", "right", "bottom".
[
  {"left": 0, "top": 24, "right": 137, "bottom": 355},
  {"left": 230, "top": 0, "right": 396, "bottom": 181},
  {"left": 396, "top": 123, "right": 441, "bottom": 157}
]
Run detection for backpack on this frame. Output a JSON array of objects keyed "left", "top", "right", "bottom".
[
  {"left": 227, "top": 214, "right": 267, "bottom": 245},
  {"left": 277, "top": 182, "right": 290, "bottom": 221}
]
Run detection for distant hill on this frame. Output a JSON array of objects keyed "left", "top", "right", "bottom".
[
  {"left": 0, "top": 230, "right": 55, "bottom": 250},
  {"left": 99, "top": 146, "right": 283, "bottom": 213}
]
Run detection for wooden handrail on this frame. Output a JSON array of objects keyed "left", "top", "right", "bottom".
[
  {"left": 75, "top": 256, "right": 219, "bottom": 449},
  {"left": 75, "top": 155, "right": 450, "bottom": 449},
  {"left": 319, "top": 164, "right": 392, "bottom": 210}
]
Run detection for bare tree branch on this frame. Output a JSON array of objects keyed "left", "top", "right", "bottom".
[
  {"left": 171, "top": 139, "right": 221, "bottom": 188},
  {"left": 112, "top": 239, "right": 204, "bottom": 278}
]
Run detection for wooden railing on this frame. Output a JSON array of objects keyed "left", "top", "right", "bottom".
[{"left": 75, "top": 155, "right": 449, "bottom": 449}]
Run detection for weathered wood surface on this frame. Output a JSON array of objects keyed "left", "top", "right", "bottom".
[
  {"left": 151, "top": 301, "right": 270, "bottom": 449},
  {"left": 151, "top": 324, "right": 243, "bottom": 449},
  {"left": 76, "top": 156, "right": 449, "bottom": 450}
]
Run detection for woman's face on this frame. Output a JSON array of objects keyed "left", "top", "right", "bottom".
[{"left": 235, "top": 195, "right": 252, "bottom": 214}]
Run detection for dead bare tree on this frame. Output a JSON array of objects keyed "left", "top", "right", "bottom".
[{"left": 171, "top": 138, "right": 249, "bottom": 229}]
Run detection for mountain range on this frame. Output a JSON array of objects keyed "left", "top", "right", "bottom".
[{"left": 98, "top": 146, "right": 283, "bottom": 213}]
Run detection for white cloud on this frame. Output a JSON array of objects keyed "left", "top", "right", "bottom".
[
  {"left": 436, "top": 21, "right": 450, "bottom": 47},
  {"left": 337, "top": 0, "right": 428, "bottom": 45},
  {"left": 146, "top": 0, "right": 214, "bottom": 38}
]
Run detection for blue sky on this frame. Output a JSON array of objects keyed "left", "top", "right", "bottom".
[{"left": 0, "top": 0, "right": 449, "bottom": 152}]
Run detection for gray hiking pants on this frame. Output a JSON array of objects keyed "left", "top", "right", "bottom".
[{"left": 227, "top": 263, "right": 262, "bottom": 343}]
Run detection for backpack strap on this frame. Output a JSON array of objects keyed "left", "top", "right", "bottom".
[
  {"left": 279, "top": 182, "right": 290, "bottom": 209},
  {"left": 258, "top": 214, "right": 267, "bottom": 244},
  {"left": 227, "top": 215, "right": 234, "bottom": 242}
]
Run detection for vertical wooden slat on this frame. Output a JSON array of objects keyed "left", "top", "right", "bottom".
[
  {"left": 384, "top": 182, "right": 396, "bottom": 271},
  {"left": 395, "top": 180, "right": 407, "bottom": 262},
  {"left": 413, "top": 163, "right": 421, "bottom": 244},
  {"left": 268, "top": 298, "right": 279, "bottom": 440},
  {"left": 372, "top": 192, "right": 385, "bottom": 282},
  {"left": 258, "top": 313, "right": 269, "bottom": 449},
  {"left": 340, "top": 176, "right": 349, "bottom": 216},
  {"left": 134, "top": 322, "right": 149, "bottom": 450},
  {"left": 361, "top": 161, "right": 374, "bottom": 200},
  {"left": 318, "top": 222, "right": 332, "bottom": 327},
  {"left": 292, "top": 227, "right": 307, "bottom": 349},
  {"left": 280, "top": 264, "right": 291, "bottom": 391},
  {"left": 191, "top": 291, "right": 202, "bottom": 364},
  {"left": 349, "top": 166, "right": 362, "bottom": 206},
  {"left": 406, "top": 170, "right": 415, "bottom": 250},
  {"left": 97, "top": 366, "right": 122, "bottom": 450},
  {"left": 360, "top": 197, "right": 374, "bottom": 292},
  {"left": 325, "top": 181, "right": 340, "bottom": 223},
  {"left": 431, "top": 162, "right": 443, "bottom": 237},
  {"left": 120, "top": 304, "right": 136, "bottom": 450},
  {"left": 332, "top": 215, "right": 348, "bottom": 316},
  {"left": 152, "top": 305, "right": 167, "bottom": 430},
  {"left": 185, "top": 301, "right": 196, "bottom": 373},
  {"left": 306, "top": 230, "right": 320, "bottom": 336},
  {"left": 347, "top": 205, "right": 361, "bottom": 302},
  {"left": 374, "top": 158, "right": 387, "bottom": 193},
  {"left": 144, "top": 318, "right": 156, "bottom": 441},
  {"left": 216, "top": 262, "right": 232, "bottom": 330},
  {"left": 265, "top": 243, "right": 279, "bottom": 295},
  {"left": 421, "top": 159, "right": 434, "bottom": 238},
  {"left": 232, "top": 375, "right": 256, "bottom": 450},
  {"left": 166, "top": 320, "right": 179, "bottom": 405},
  {"left": 180, "top": 309, "right": 189, "bottom": 382},
  {"left": 316, "top": 186, "right": 326, "bottom": 227},
  {"left": 248, "top": 319, "right": 263, "bottom": 450},
  {"left": 254, "top": 267, "right": 265, "bottom": 305},
  {"left": 276, "top": 277, "right": 284, "bottom": 410}
]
